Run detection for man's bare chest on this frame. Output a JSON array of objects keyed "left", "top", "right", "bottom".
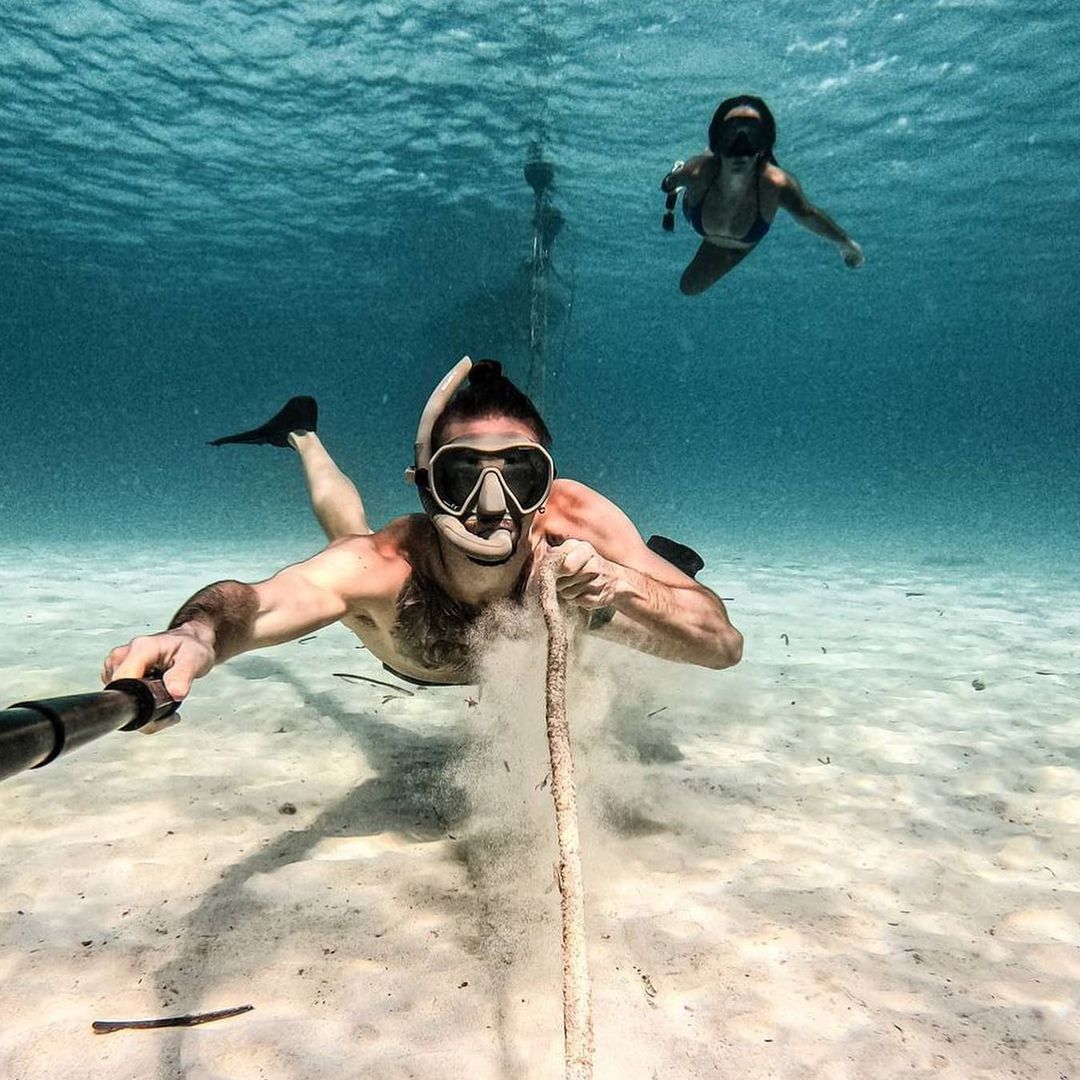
[{"left": 339, "top": 572, "right": 480, "bottom": 686}]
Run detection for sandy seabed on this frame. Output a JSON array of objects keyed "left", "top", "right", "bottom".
[{"left": 0, "top": 542, "right": 1077, "bottom": 1080}]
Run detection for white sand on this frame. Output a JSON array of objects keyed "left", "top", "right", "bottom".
[{"left": 0, "top": 543, "right": 1078, "bottom": 1079}]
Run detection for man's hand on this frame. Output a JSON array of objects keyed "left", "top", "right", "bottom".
[
  {"left": 102, "top": 624, "right": 215, "bottom": 703},
  {"left": 841, "top": 240, "right": 864, "bottom": 269},
  {"left": 548, "top": 539, "right": 622, "bottom": 610}
]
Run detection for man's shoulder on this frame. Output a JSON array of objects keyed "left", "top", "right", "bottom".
[
  {"left": 546, "top": 479, "right": 628, "bottom": 533},
  {"left": 318, "top": 515, "right": 430, "bottom": 595},
  {"left": 548, "top": 477, "right": 604, "bottom": 511},
  {"left": 370, "top": 514, "right": 433, "bottom": 558},
  {"left": 541, "top": 479, "right": 648, "bottom": 563},
  {"left": 325, "top": 515, "right": 429, "bottom": 555}
]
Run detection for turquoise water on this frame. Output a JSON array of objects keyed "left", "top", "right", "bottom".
[{"left": 2, "top": 1, "right": 1077, "bottom": 563}]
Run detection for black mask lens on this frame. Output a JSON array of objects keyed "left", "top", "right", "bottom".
[
  {"left": 431, "top": 449, "right": 484, "bottom": 512},
  {"left": 498, "top": 448, "right": 552, "bottom": 511},
  {"left": 720, "top": 117, "right": 763, "bottom": 157}
]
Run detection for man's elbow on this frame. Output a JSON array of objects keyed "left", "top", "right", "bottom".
[{"left": 705, "top": 626, "right": 743, "bottom": 670}]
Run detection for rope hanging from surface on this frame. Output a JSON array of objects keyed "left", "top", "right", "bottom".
[{"left": 538, "top": 558, "right": 595, "bottom": 1080}]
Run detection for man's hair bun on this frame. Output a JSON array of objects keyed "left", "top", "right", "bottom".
[
  {"left": 431, "top": 357, "right": 551, "bottom": 450},
  {"left": 469, "top": 359, "right": 503, "bottom": 384}
]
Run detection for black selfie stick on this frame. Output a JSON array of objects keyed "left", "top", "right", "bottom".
[{"left": 0, "top": 678, "right": 178, "bottom": 783}]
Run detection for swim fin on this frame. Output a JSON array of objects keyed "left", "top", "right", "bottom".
[
  {"left": 646, "top": 534, "right": 705, "bottom": 579},
  {"left": 209, "top": 396, "right": 318, "bottom": 448}
]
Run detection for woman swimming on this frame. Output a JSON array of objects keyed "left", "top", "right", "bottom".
[{"left": 661, "top": 95, "right": 864, "bottom": 295}]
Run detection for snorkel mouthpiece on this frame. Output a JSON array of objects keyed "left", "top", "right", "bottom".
[{"left": 432, "top": 516, "right": 515, "bottom": 563}]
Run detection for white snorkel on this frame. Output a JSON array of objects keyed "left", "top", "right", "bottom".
[{"left": 405, "top": 356, "right": 517, "bottom": 564}]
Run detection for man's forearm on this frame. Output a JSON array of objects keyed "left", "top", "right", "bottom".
[
  {"left": 606, "top": 565, "right": 742, "bottom": 669},
  {"left": 168, "top": 580, "right": 260, "bottom": 663}
]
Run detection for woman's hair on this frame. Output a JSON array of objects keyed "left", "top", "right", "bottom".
[
  {"left": 431, "top": 359, "right": 552, "bottom": 448},
  {"left": 708, "top": 95, "right": 778, "bottom": 165}
]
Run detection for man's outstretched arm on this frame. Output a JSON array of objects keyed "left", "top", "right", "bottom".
[{"left": 102, "top": 539, "right": 371, "bottom": 699}]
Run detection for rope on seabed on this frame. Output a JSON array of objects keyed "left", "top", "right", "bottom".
[{"left": 538, "top": 559, "right": 595, "bottom": 1080}]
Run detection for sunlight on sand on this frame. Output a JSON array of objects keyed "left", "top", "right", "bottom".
[{"left": 1, "top": 545, "right": 1077, "bottom": 1079}]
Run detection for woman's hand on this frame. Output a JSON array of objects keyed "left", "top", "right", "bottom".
[
  {"left": 660, "top": 160, "right": 687, "bottom": 193},
  {"left": 841, "top": 240, "right": 864, "bottom": 268}
]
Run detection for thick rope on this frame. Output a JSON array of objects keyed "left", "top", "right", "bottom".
[{"left": 538, "top": 560, "right": 594, "bottom": 1080}]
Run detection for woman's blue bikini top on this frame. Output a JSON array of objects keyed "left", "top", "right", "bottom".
[{"left": 683, "top": 165, "right": 771, "bottom": 246}]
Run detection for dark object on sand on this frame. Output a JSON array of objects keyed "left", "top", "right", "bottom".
[
  {"left": 331, "top": 672, "right": 416, "bottom": 696},
  {"left": 1, "top": 678, "right": 178, "bottom": 783},
  {"left": 209, "top": 396, "right": 317, "bottom": 448},
  {"left": 92, "top": 1004, "right": 254, "bottom": 1034}
]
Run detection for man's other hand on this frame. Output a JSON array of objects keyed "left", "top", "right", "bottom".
[{"left": 548, "top": 539, "right": 621, "bottom": 610}]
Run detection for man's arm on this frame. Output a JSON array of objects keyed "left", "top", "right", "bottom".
[
  {"left": 103, "top": 538, "right": 378, "bottom": 699},
  {"left": 777, "top": 171, "right": 864, "bottom": 268},
  {"left": 545, "top": 483, "right": 742, "bottom": 670}
]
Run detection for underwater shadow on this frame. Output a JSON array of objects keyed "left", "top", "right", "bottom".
[
  {"left": 148, "top": 656, "right": 471, "bottom": 1080},
  {"left": 587, "top": 703, "right": 688, "bottom": 839}
]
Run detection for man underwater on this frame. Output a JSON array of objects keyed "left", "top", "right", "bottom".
[{"left": 103, "top": 359, "right": 742, "bottom": 700}]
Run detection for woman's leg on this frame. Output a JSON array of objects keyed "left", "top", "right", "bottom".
[
  {"left": 679, "top": 241, "right": 751, "bottom": 295},
  {"left": 288, "top": 431, "right": 373, "bottom": 540}
]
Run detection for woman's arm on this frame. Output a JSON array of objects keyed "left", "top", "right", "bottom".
[
  {"left": 661, "top": 154, "right": 709, "bottom": 193},
  {"left": 778, "top": 171, "right": 864, "bottom": 267}
]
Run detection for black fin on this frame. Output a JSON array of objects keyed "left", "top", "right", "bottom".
[
  {"left": 646, "top": 534, "right": 705, "bottom": 579},
  {"left": 209, "top": 396, "right": 318, "bottom": 448}
]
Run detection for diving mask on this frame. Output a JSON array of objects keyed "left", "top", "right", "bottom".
[
  {"left": 717, "top": 115, "right": 765, "bottom": 158},
  {"left": 429, "top": 436, "right": 554, "bottom": 517}
]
